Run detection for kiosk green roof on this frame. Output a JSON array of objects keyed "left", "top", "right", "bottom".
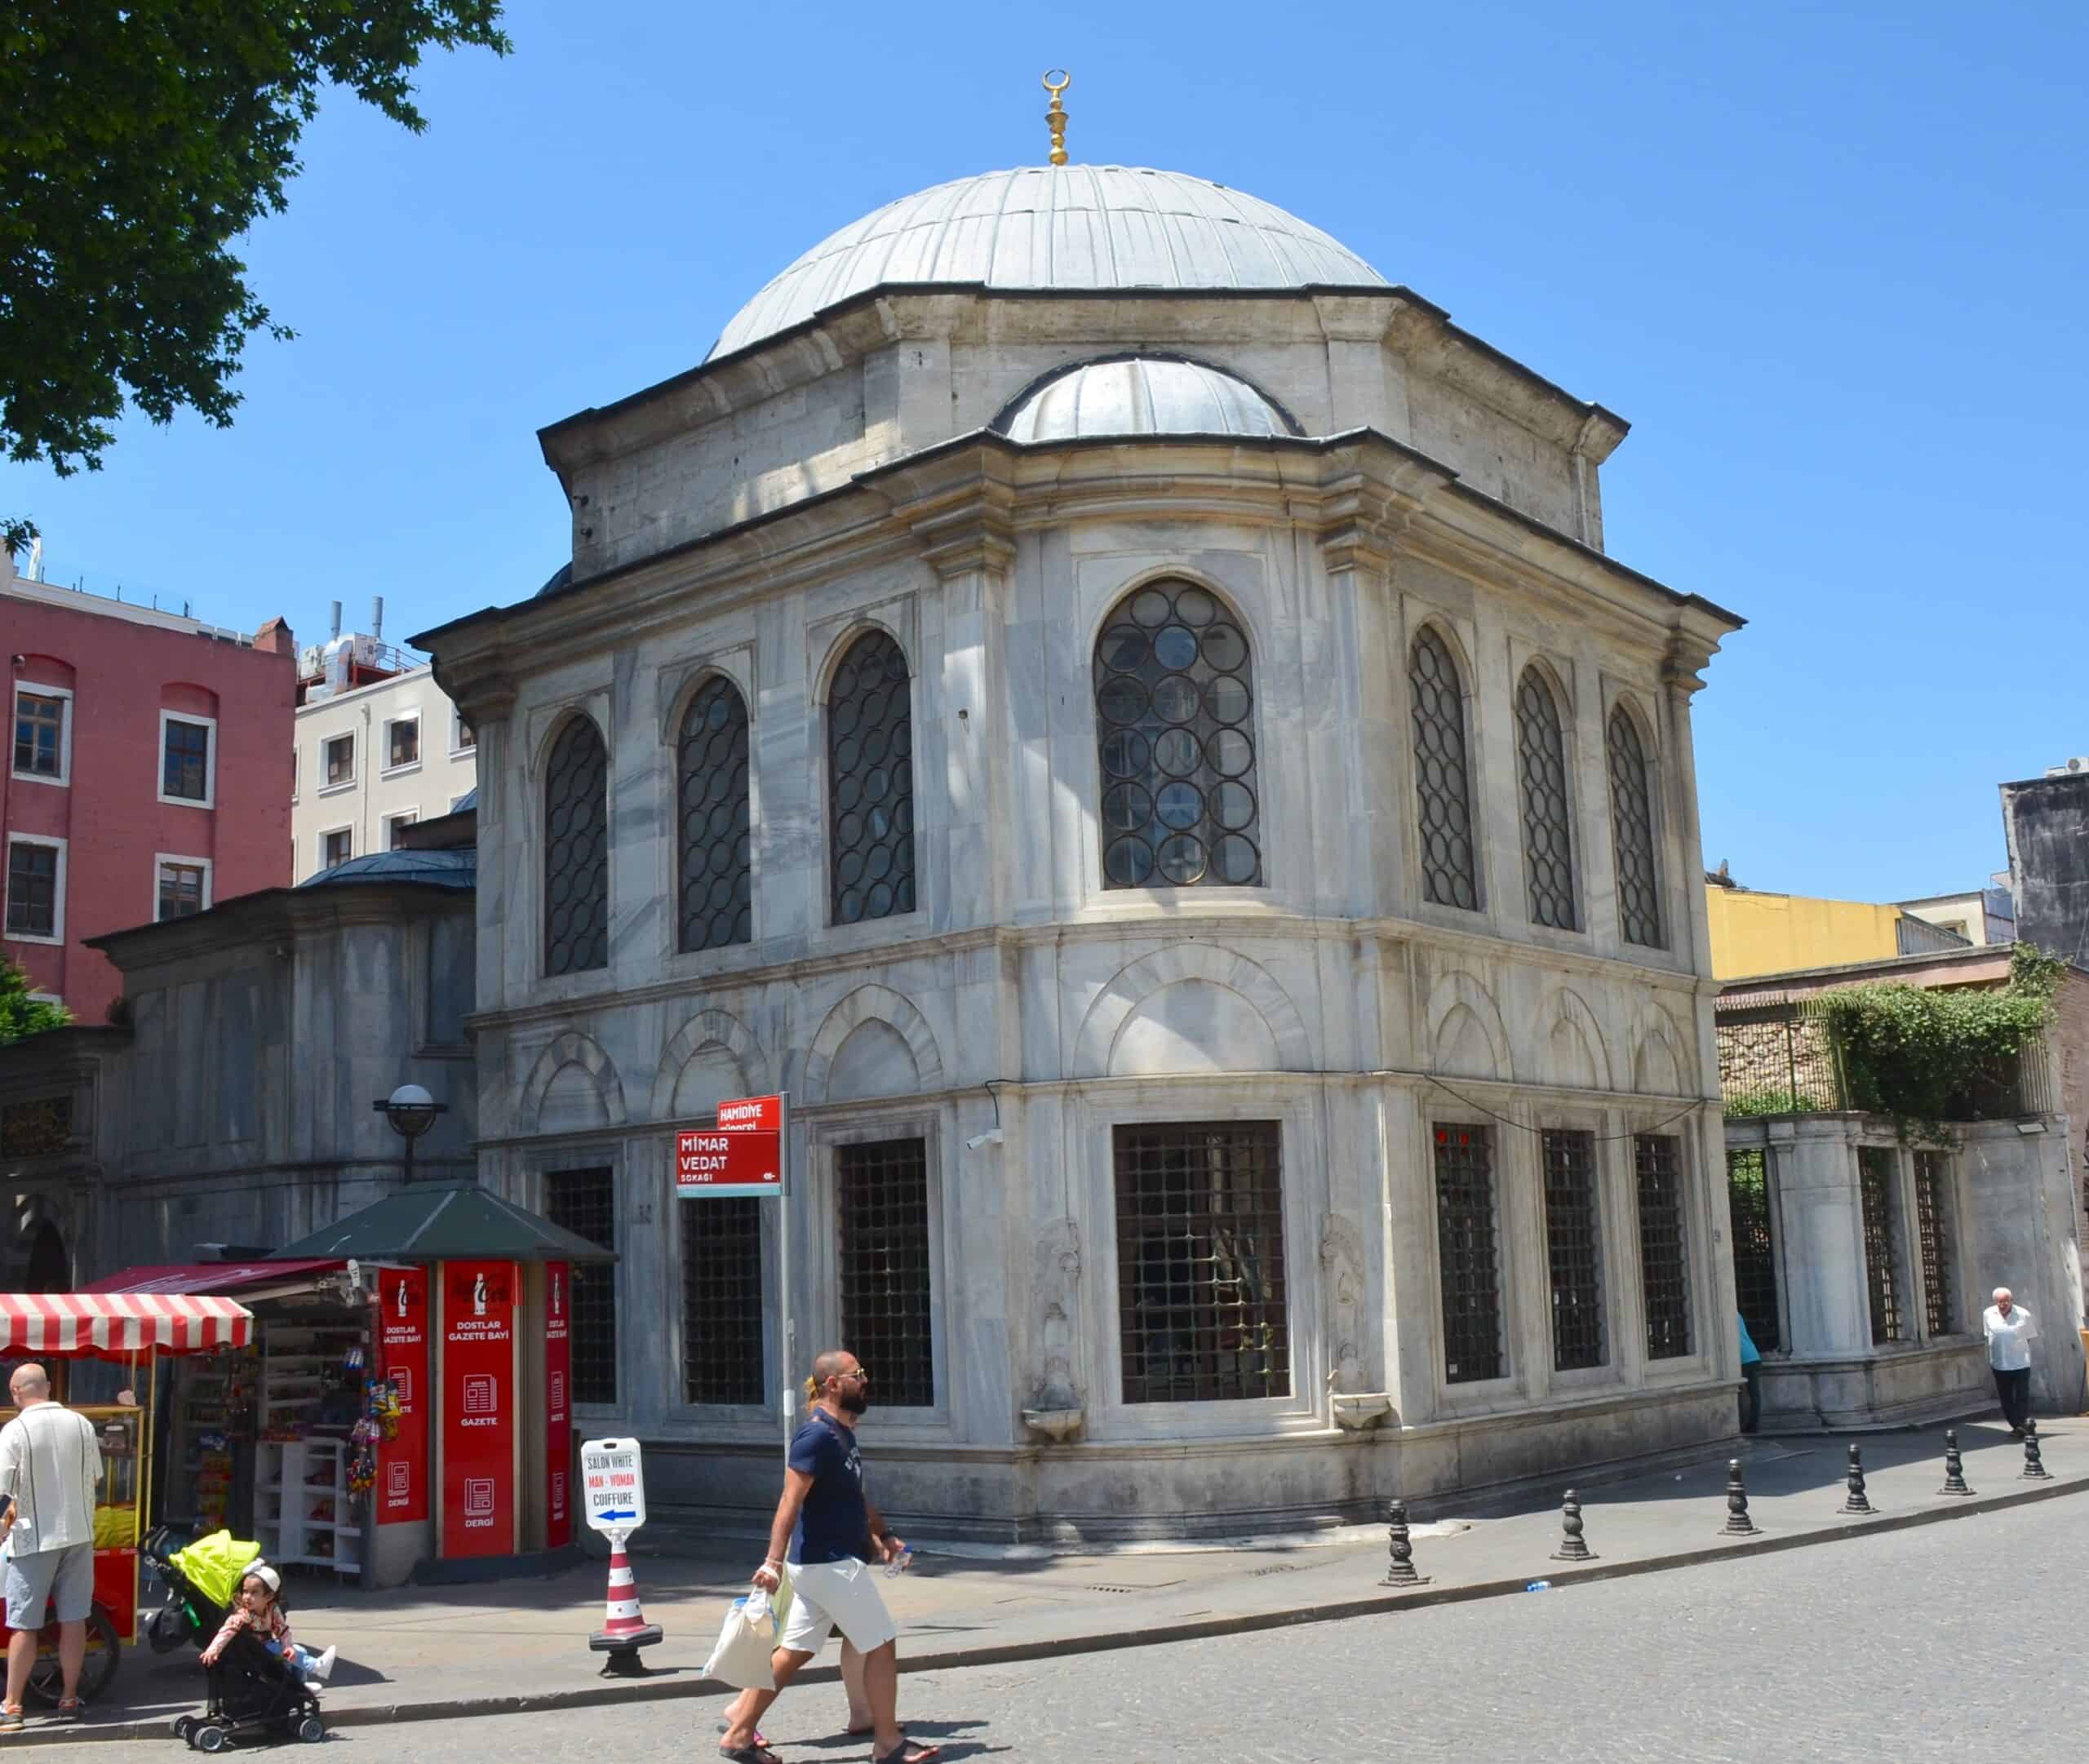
[{"left": 266, "top": 1182, "right": 615, "bottom": 1265}]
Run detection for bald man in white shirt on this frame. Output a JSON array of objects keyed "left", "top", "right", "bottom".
[{"left": 1982, "top": 1287, "right": 2037, "bottom": 1437}]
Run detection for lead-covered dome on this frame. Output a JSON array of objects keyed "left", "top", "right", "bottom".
[
  {"left": 996, "top": 357, "right": 1299, "bottom": 443},
  {"left": 711, "top": 166, "right": 1386, "bottom": 360}
]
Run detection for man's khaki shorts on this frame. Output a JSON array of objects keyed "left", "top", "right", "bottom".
[
  {"left": 5, "top": 1542, "right": 94, "bottom": 1629},
  {"left": 779, "top": 1557, "right": 897, "bottom": 1655}
]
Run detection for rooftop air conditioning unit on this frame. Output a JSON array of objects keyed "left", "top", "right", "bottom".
[{"left": 2045, "top": 756, "right": 2089, "bottom": 778}]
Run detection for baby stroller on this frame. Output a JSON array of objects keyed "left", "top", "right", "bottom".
[{"left": 142, "top": 1528, "right": 325, "bottom": 1751}]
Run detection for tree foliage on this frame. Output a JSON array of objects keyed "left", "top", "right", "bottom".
[
  {"left": 0, "top": 955, "right": 69, "bottom": 1046},
  {"left": 0, "top": 0, "right": 510, "bottom": 537}
]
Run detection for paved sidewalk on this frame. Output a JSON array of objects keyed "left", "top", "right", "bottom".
[{"left": 20, "top": 1416, "right": 2084, "bottom": 1747}]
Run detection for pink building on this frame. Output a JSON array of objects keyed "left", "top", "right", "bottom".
[{"left": 3, "top": 554, "right": 295, "bottom": 1025}]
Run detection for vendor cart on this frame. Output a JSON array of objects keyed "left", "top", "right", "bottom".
[{"left": 0, "top": 1292, "right": 255, "bottom": 1704}]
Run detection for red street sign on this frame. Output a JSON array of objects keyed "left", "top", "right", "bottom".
[
  {"left": 716, "top": 1094, "right": 782, "bottom": 1133},
  {"left": 677, "top": 1093, "right": 785, "bottom": 1199}
]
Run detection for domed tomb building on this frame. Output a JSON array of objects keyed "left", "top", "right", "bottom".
[{"left": 419, "top": 153, "right": 1743, "bottom": 1539}]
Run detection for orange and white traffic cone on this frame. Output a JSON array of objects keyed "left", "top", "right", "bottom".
[{"left": 588, "top": 1531, "right": 663, "bottom": 1675}]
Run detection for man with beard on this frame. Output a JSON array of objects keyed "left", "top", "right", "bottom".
[{"left": 718, "top": 1350, "right": 938, "bottom": 1764}]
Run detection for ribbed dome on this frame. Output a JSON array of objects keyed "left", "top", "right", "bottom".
[
  {"left": 996, "top": 357, "right": 1299, "bottom": 443},
  {"left": 711, "top": 166, "right": 1386, "bottom": 360}
]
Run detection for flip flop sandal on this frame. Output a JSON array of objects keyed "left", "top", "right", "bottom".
[
  {"left": 54, "top": 1700, "right": 84, "bottom": 1721},
  {"left": 715, "top": 1722, "right": 770, "bottom": 1748},
  {"left": 717, "top": 1746, "right": 781, "bottom": 1764},
  {"left": 874, "top": 1744, "right": 942, "bottom": 1764}
]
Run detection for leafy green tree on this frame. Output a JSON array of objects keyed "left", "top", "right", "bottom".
[
  {"left": 1, "top": 2, "right": 511, "bottom": 545},
  {"left": 0, "top": 955, "right": 69, "bottom": 1045}
]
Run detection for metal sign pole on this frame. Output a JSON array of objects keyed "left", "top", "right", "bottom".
[{"left": 779, "top": 1091, "right": 794, "bottom": 1464}]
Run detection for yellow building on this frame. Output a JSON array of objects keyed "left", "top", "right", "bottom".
[{"left": 1704, "top": 884, "right": 1966, "bottom": 980}]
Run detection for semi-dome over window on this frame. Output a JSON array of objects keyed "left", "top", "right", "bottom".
[
  {"left": 828, "top": 631, "right": 916, "bottom": 925},
  {"left": 1094, "top": 580, "right": 1262, "bottom": 889},
  {"left": 543, "top": 715, "right": 609, "bottom": 976},
  {"left": 711, "top": 166, "right": 1386, "bottom": 359},
  {"left": 677, "top": 676, "right": 752, "bottom": 953},
  {"left": 997, "top": 357, "right": 1299, "bottom": 443}
]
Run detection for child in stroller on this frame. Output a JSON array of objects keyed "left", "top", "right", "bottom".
[{"left": 201, "top": 1567, "right": 336, "bottom": 1688}]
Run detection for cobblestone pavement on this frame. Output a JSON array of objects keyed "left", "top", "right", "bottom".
[{"left": 317, "top": 1489, "right": 2083, "bottom": 1762}]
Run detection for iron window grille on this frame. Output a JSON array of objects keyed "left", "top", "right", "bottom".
[
  {"left": 388, "top": 719, "right": 419, "bottom": 769},
  {"left": 157, "top": 862, "right": 206, "bottom": 921},
  {"left": 4, "top": 842, "right": 58, "bottom": 937},
  {"left": 162, "top": 718, "right": 211, "bottom": 801},
  {"left": 1727, "top": 1148, "right": 1781, "bottom": 1352},
  {"left": 681, "top": 1195, "right": 765, "bottom": 1405},
  {"left": 14, "top": 694, "right": 63, "bottom": 777},
  {"left": 1634, "top": 1134, "right": 1692, "bottom": 1359},
  {"left": 1858, "top": 1146, "right": 1905, "bottom": 1345},
  {"left": 1913, "top": 1150, "right": 1956, "bottom": 1336},
  {"left": 1113, "top": 1121, "right": 1289, "bottom": 1404},
  {"left": 1093, "top": 580, "right": 1262, "bottom": 889},
  {"left": 325, "top": 735, "right": 354, "bottom": 786},
  {"left": 1541, "top": 1129, "right": 1605, "bottom": 1370},
  {"left": 543, "top": 716, "right": 609, "bottom": 976},
  {"left": 1434, "top": 1124, "right": 1504, "bottom": 1382},
  {"left": 1409, "top": 629, "right": 1479, "bottom": 910},
  {"left": 827, "top": 632, "right": 917, "bottom": 925},
  {"left": 544, "top": 1168, "right": 618, "bottom": 1405},
  {"left": 676, "top": 676, "right": 753, "bottom": 953},
  {"left": 1515, "top": 669, "right": 1578, "bottom": 930},
  {"left": 1607, "top": 706, "right": 1665, "bottom": 948},
  {"left": 836, "top": 1137, "right": 936, "bottom": 1407}
]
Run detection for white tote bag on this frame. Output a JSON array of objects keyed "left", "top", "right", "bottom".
[{"left": 701, "top": 1589, "right": 778, "bottom": 1691}]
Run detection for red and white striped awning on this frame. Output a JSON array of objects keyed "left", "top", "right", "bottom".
[{"left": 0, "top": 1293, "right": 255, "bottom": 1359}]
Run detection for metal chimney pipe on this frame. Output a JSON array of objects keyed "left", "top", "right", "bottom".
[
  {"left": 370, "top": 596, "right": 384, "bottom": 642},
  {"left": 330, "top": 600, "right": 342, "bottom": 640}
]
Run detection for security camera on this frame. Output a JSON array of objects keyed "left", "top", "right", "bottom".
[{"left": 965, "top": 1128, "right": 1005, "bottom": 1151}]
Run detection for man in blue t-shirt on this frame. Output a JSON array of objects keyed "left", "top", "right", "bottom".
[{"left": 719, "top": 1349, "right": 938, "bottom": 1764}]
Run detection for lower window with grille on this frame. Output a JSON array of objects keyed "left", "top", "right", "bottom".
[
  {"left": 681, "top": 1197, "right": 765, "bottom": 1405},
  {"left": 544, "top": 1168, "right": 618, "bottom": 1404},
  {"left": 1114, "top": 1121, "right": 1290, "bottom": 1404},
  {"left": 1634, "top": 1134, "right": 1692, "bottom": 1359},
  {"left": 1727, "top": 1148, "right": 1781, "bottom": 1352},
  {"left": 1541, "top": 1129, "right": 1605, "bottom": 1371},
  {"left": 1857, "top": 1147, "right": 1905, "bottom": 1345},
  {"left": 1434, "top": 1124, "right": 1504, "bottom": 1383},
  {"left": 1912, "top": 1150, "right": 1956, "bottom": 1337},
  {"left": 836, "top": 1137, "right": 936, "bottom": 1407}
]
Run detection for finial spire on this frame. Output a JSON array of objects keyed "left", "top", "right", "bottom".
[{"left": 1043, "top": 69, "right": 1071, "bottom": 166}]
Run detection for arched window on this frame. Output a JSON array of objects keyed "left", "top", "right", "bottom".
[
  {"left": 1515, "top": 667, "right": 1578, "bottom": 931},
  {"left": 1093, "top": 579, "right": 1262, "bottom": 889},
  {"left": 1608, "top": 704, "right": 1665, "bottom": 948},
  {"left": 1409, "top": 628, "right": 1479, "bottom": 910},
  {"left": 543, "top": 716, "right": 609, "bottom": 975},
  {"left": 828, "top": 631, "right": 916, "bottom": 925},
  {"left": 676, "top": 676, "right": 752, "bottom": 952}
]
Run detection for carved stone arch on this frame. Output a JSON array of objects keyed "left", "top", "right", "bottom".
[
  {"left": 1408, "top": 614, "right": 1479, "bottom": 693},
  {"left": 662, "top": 660, "right": 755, "bottom": 746},
  {"left": 1537, "top": 985, "right": 1616, "bottom": 1092},
  {"left": 519, "top": 1030, "right": 628, "bottom": 1135},
  {"left": 804, "top": 985, "right": 946, "bottom": 1106},
  {"left": 1606, "top": 686, "right": 1661, "bottom": 758},
  {"left": 1630, "top": 1002, "right": 1691, "bottom": 1097},
  {"left": 529, "top": 705, "right": 608, "bottom": 782},
  {"left": 651, "top": 1009, "right": 770, "bottom": 1121},
  {"left": 1071, "top": 945, "right": 1313, "bottom": 1079},
  {"left": 1424, "top": 968, "right": 1515, "bottom": 1082},
  {"left": 1085, "top": 564, "right": 1271, "bottom": 670},
  {"left": 814, "top": 618, "right": 914, "bottom": 705},
  {"left": 1518, "top": 652, "right": 1577, "bottom": 719}
]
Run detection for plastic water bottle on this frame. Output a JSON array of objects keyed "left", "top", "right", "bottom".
[
  {"left": 1524, "top": 1579, "right": 1552, "bottom": 1593},
  {"left": 885, "top": 1546, "right": 914, "bottom": 1578}
]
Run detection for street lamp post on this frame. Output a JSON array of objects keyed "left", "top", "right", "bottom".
[{"left": 374, "top": 1083, "right": 448, "bottom": 1184}]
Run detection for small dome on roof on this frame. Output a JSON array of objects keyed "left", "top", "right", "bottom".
[{"left": 996, "top": 357, "right": 1300, "bottom": 444}]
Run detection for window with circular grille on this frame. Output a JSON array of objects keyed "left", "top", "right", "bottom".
[
  {"left": 676, "top": 676, "right": 752, "bottom": 953},
  {"left": 827, "top": 630, "right": 916, "bottom": 925},
  {"left": 543, "top": 716, "right": 609, "bottom": 976},
  {"left": 1409, "top": 628, "right": 1479, "bottom": 910},
  {"left": 1515, "top": 667, "right": 1578, "bottom": 931},
  {"left": 1093, "top": 580, "right": 1261, "bottom": 889},
  {"left": 1607, "top": 705, "right": 1665, "bottom": 948}
]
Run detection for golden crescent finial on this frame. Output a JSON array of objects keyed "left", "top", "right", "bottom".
[{"left": 1042, "top": 69, "right": 1071, "bottom": 166}]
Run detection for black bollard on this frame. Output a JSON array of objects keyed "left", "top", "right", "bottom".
[
  {"left": 1550, "top": 1488, "right": 1596, "bottom": 1562},
  {"left": 1382, "top": 1499, "right": 1431, "bottom": 1587},
  {"left": 1722, "top": 1458, "right": 1761, "bottom": 1536},
  {"left": 1837, "top": 1442, "right": 1874, "bottom": 1515},
  {"left": 2021, "top": 1417, "right": 2051, "bottom": 1481},
  {"left": 1937, "top": 1427, "right": 1974, "bottom": 1497}
]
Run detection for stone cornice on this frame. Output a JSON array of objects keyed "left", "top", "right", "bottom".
[{"left": 86, "top": 881, "right": 470, "bottom": 973}]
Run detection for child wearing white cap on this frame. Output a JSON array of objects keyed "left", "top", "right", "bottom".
[{"left": 199, "top": 1564, "right": 337, "bottom": 1686}]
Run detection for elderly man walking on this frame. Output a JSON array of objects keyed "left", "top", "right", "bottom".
[
  {"left": 0, "top": 1364, "right": 104, "bottom": 1730},
  {"left": 718, "top": 1348, "right": 938, "bottom": 1764},
  {"left": 1982, "top": 1287, "right": 2037, "bottom": 1436}
]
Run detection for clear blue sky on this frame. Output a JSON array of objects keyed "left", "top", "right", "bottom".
[{"left": 9, "top": 1, "right": 2084, "bottom": 903}]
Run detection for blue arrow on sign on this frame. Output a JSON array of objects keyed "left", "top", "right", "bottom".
[{"left": 596, "top": 1508, "right": 637, "bottom": 1522}]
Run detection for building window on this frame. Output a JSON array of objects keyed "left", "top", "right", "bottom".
[
  {"left": 1113, "top": 1121, "right": 1289, "bottom": 1404},
  {"left": 13, "top": 689, "right": 68, "bottom": 783},
  {"left": 680, "top": 1196, "right": 765, "bottom": 1405},
  {"left": 1607, "top": 705, "right": 1665, "bottom": 948},
  {"left": 1410, "top": 628, "right": 1479, "bottom": 911},
  {"left": 1093, "top": 580, "right": 1262, "bottom": 889},
  {"left": 827, "top": 631, "right": 916, "bottom": 926},
  {"left": 156, "top": 858, "right": 210, "bottom": 921},
  {"left": 676, "top": 676, "right": 752, "bottom": 953},
  {"left": 543, "top": 715, "right": 609, "bottom": 976},
  {"left": 321, "top": 827, "right": 353, "bottom": 870},
  {"left": 385, "top": 812, "right": 419, "bottom": 850},
  {"left": 1727, "top": 1148, "right": 1780, "bottom": 1351},
  {"left": 453, "top": 709, "right": 477, "bottom": 753},
  {"left": 1634, "top": 1134, "right": 1692, "bottom": 1360},
  {"left": 1541, "top": 1128, "right": 1605, "bottom": 1370},
  {"left": 291, "top": 747, "right": 299, "bottom": 800},
  {"left": 543, "top": 1168, "right": 617, "bottom": 1405},
  {"left": 160, "top": 713, "right": 215, "bottom": 805},
  {"left": 1515, "top": 668, "right": 1578, "bottom": 930},
  {"left": 1913, "top": 1150, "right": 1956, "bottom": 1336},
  {"left": 1433, "top": 1124, "right": 1503, "bottom": 1382},
  {"left": 4, "top": 838, "right": 63, "bottom": 941},
  {"left": 835, "top": 1137, "right": 934, "bottom": 1407},
  {"left": 1858, "top": 1146, "right": 1905, "bottom": 1345},
  {"left": 324, "top": 734, "right": 355, "bottom": 787},
  {"left": 386, "top": 716, "right": 420, "bottom": 770}
]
